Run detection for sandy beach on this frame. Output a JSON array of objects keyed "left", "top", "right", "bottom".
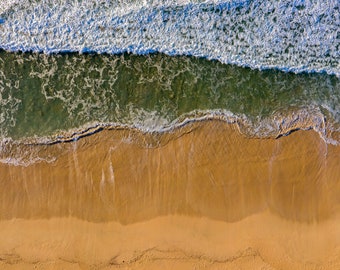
[
  {"left": 1, "top": 0, "right": 339, "bottom": 269},
  {"left": 1, "top": 120, "right": 340, "bottom": 269}
]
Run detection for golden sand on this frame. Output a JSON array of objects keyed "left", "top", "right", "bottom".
[{"left": 0, "top": 120, "right": 340, "bottom": 269}]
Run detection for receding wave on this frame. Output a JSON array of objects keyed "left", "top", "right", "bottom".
[
  {"left": 0, "top": 51, "right": 339, "bottom": 165},
  {"left": 1, "top": 51, "right": 339, "bottom": 139},
  {"left": 0, "top": 0, "right": 339, "bottom": 76}
]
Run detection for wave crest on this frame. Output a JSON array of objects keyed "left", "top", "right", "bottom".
[{"left": 0, "top": 0, "right": 339, "bottom": 76}]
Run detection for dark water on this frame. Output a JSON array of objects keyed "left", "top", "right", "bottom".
[
  {"left": 1, "top": 0, "right": 339, "bottom": 145},
  {"left": 0, "top": 51, "right": 339, "bottom": 143}
]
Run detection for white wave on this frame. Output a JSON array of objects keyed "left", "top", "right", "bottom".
[
  {"left": 0, "top": 0, "right": 339, "bottom": 76},
  {"left": 1, "top": 106, "right": 338, "bottom": 167}
]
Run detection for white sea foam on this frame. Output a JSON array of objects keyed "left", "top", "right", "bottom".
[
  {"left": 0, "top": 66, "right": 21, "bottom": 138},
  {"left": 0, "top": 0, "right": 339, "bottom": 76},
  {"left": 1, "top": 106, "right": 338, "bottom": 166}
]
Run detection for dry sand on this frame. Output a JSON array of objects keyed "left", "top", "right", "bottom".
[{"left": 0, "top": 120, "right": 340, "bottom": 269}]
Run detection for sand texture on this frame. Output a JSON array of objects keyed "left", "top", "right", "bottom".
[{"left": 1, "top": 121, "right": 340, "bottom": 269}]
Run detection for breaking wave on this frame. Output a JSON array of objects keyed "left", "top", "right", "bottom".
[
  {"left": 0, "top": 51, "right": 339, "bottom": 166},
  {"left": 0, "top": 0, "right": 339, "bottom": 165},
  {"left": 0, "top": 0, "right": 339, "bottom": 76}
]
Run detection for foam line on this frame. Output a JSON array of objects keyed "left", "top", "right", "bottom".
[{"left": 0, "top": 0, "right": 339, "bottom": 76}]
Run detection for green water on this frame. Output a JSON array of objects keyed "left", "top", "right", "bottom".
[{"left": 0, "top": 50, "right": 339, "bottom": 140}]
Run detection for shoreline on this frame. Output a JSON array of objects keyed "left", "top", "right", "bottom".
[
  {"left": 1, "top": 120, "right": 340, "bottom": 269},
  {"left": 1, "top": 120, "right": 340, "bottom": 222},
  {"left": 1, "top": 109, "right": 338, "bottom": 167}
]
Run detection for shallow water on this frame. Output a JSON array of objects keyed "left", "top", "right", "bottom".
[
  {"left": 0, "top": 51, "right": 339, "bottom": 143},
  {"left": 0, "top": 2, "right": 340, "bottom": 269},
  {"left": 1, "top": 121, "right": 339, "bottom": 223},
  {"left": 1, "top": 0, "right": 339, "bottom": 149}
]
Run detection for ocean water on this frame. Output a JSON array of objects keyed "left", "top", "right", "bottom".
[
  {"left": 0, "top": 0, "right": 339, "bottom": 164},
  {"left": 1, "top": 0, "right": 339, "bottom": 75}
]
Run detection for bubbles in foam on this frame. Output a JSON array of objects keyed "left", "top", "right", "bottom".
[
  {"left": 0, "top": 51, "right": 339, "bottom": 140},
  {"left": 0, "top": 0, "right": 339, "bottom": 76},
  {"left": 0, "top": 63, "right": 21, "bottom": 138},
  {"left": 0, "top": 50, "right": 339, "bottom": 165},
  {"left": 1, "top": 106, "right": 338, "bottom": 166}
]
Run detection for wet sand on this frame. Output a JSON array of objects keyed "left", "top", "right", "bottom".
[{"left": 1, "top": 120, "right": 340, "bottom": 269}]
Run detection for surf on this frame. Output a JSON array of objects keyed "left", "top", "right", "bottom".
[{"left": 0, "top": 0, "right": 339, "bottom": 76}]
